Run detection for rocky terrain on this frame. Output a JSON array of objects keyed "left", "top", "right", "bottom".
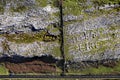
[
  {"left": 0, "top": 0, "right": 61, "bottom": 58},
  {"left": 0, "top": 0, "right": 119, "bottom": 75},
  {"left": 63, "top": 0, "right": 120, "bottom": 74}
]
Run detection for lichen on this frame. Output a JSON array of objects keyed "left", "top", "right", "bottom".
[
  {"left": 3, "top": 32, "right": 46, "bottom": 43},
  {"left": 10, "top": 6, "right": 28, "bottom": 12},
  {"left": 63, "top": 0, "right": 84, "bottom": 15},
  {"left": 36, "top": 0, "right": 47, "bottom": 7}
]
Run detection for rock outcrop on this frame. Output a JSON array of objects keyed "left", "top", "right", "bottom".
[
  {"left": 0, "top": 0, "right": 61, "bottom": 58},
  {"left": 0, "top": 0, "right": 120, "bottom": 75}
]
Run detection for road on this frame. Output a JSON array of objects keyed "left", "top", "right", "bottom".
[{"left": 0, "top": 75, "right": 120, "bottom": 78}]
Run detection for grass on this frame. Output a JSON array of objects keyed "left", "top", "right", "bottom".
[
  {"left": 82, "top": 61, "right": 120, "bottom": 75},
  {"left": 3, "top": 31, "right": 46, "bottom": 43},
  {"left": 52, "top": 46, "right": 61, "bottom": 57},
  {"left": 0, "top": 0, "right": 4, "bottom": 13},
  {"left": 10, "top": 6, "right": 28, "bottom": 12},
  {"left": 81, "top": 66, "right": 114, "bottom": 75},
  {"left": 0, "top": 0, "right": 29, "bottom": 13},
  {"left": 0, "top": 63, "right": 9, "bottom": 75},
  {"left": 47, "top": 25, "right": 60, "bottom": 34},
  {"left": 64, "top": 30, "right": 73, "bottom": 60},
  {"left": 0, "top": 78, "right": 85, "bottom": 80},
  {"left": 0, "top": 6, "right": 4, "bottom": 13},
  {"left": 4, "top": 33, "right": 41, "bottom": 43},
  {"left": 109, "top": 25, "right": 120, "bottom": 31},
  {"left": 92, "top": 0, "right": 120, "bottom": 6},
  {"left": 51, "top": 12, "right": 60, "bottom": 20},
  {"left": 63, "top": 1, "right": 120, "bottom": 27},
  {"left": 68, "top": 61, "right": 120, "bottom": 75},
  {"left": 36, "top": 0, "right": 47, "bottom": 7},
  {"left": 63, "top": 0, "right": 83, "bottom": 15},
  {"left": 2, "top": 30, "right": 60, "bottom": 44}
]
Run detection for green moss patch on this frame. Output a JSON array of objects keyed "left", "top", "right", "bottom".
[
  {"left": 0, "top": 6, "right": 4, "bottom": 13},
  {"left": 3, "top": 31, "right": 46, "bottom": 43},
  {"left": 36, "top": 0, "right": 47, "bottom": 7},
  {"left": 68, "top": 61, "right": 120, "bottom": 75},
  {"left": 63, "top": 0, "right": 84, "bottom": 15},
  {"left": 10, "top": 6, "right": 28, "bottom": 12},
  {"left": 52, "top": 46, "right": 61, "bottom": 57},
  {"left": 92, "top": 0, "right": 120, "bottom": 6},
  {"left": 0, "top": 63, "right": 9, "bottom": 75}
]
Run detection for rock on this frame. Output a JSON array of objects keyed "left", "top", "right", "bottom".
[
  {"left": 65, "top": 12, "right": 120, "bottom": 61},
  {"left": 6, "top": 41, "right": 59, "bottom": 57}
]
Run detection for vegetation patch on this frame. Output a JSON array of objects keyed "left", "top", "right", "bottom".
[
  {"left": 0, "top": 5, "right": 4, "bottom": 13},
  {"left": 64, "top": 35, "right": 73, "bottom": 60},
  {"left": 36, "top": 0, "right": 47, "bottom": 7},
  {"left": 92, "top": 0, "right": 120, "bottom": 7},
  {"left": 3, "top": 31, "right": 60, "bottom": 43},
  {"left": 4, "top": 32, "right": 44, "bottom": 43},
  {"left": 81, "top": 61, "right": 120, "bottom": 75},
  {"left": 2, "top": 40, "right": 10, "bottom": 51},
  {"left": 63, "top": 0, "right": 84, "bottom": 15},
  {"left": 67, "top": 60, "right": 120, "bottom": 75},
  {"left": 10, "top": 6, "right": 28, "bottom": 12},
  {"left": 52, "top": 46, "right": 61, "bottom": 57},
  {"left": 0, "top": 63, "right": 9, "bottom": 75}
]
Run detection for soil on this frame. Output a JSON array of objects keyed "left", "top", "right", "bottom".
[
  {"left": 102, "top": 60, "right": 117, "bottom": 68},
  {"left": 5, "top": 60, "right": 56, "bottom": 74}
]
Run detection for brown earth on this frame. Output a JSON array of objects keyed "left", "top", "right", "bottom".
[
  {"left": 102, "top": 60, "right": 117, "bottom": 68},
  {"left": 5, "top": 60, "right": 56, "bottom": 73}
]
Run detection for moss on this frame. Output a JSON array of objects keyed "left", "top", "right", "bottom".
[
  {"left": 36, "top": 0, "right": 47, "bottom": 7},
  {"left": 52, "top": 12, "right": 60, "bottom": 18},
  {"left": 82, "top": 61, "right": 120, "bottom": 75},
  {"left": 64, "top": 35, "right": 73, "bottom": 60},
  {"left": 109, "top": 25, "right": 120, "bottom": 31},
  {"left": 68, "top": 61, "right": 120, "bottom": 75},
  {"left": 2, "top": 40, "right": 10, "bottom": 51},
  {"left": 63, "top": 0, "right": 87, "bottom": 15},
  {"left": 92, "top": 0, "right": 120, "bottom": 7},
  {"left": 84, "top": 6, "right": 120, "bottom": 21},
  {"left": 0, "top": 6, "right": 4, "bottom": 13},
  {"left": 0, "top": 0, "right": 29, "bottom": 13},
  {"left": 0, "top": 1, "right": 4, "bottom": 13},
  {"left": 10, "top": 6, "right": 28, "bottom": 12},
  {"left": 4, "top": 31, "right": 46, "bottom": 43},
  {"left": 3, "top": 30, "right": 60, "bottom": 43},
  {"left": 0, "top": 63, "right": 9, "bottom": 75},
  {"left": 52, "top": 46, "right": 61, "bottom": 57},
  {"left": 47, "top": 25, "right": 60, "bottom": 34},
  {"left": 81, "top": 66, "right": 114, "bottom": 75}
]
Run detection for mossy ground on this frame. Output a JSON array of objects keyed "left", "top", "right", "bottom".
[
  {"left": 92, "top": 0, "right": 120, "bottom": 6},
  {"left": 36, "top": 0, "right": 47, "bottom": 7},
  {"left": 0, "top": 0, "right": 28, "bottom": 13},
  {"left": 68, "top": 61, "right": 120, "bottom": 75},
  {"left": 63, "top": 0, "right": 85, "bottom": 15},
  {"left": 0, "top": 63, "right": 9, "bottom": 75},
  {"left": 3, "top": 32, "right": 45, "bottom": 43},
  {"left": 52, "top": 46, "right": 61, "bottom": 57},
  {"left": 3, "top": 31, "right": 60, "bottom": 44},
  {"left": 10, "top": 6, "right": 28, "bottom": 13}
]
